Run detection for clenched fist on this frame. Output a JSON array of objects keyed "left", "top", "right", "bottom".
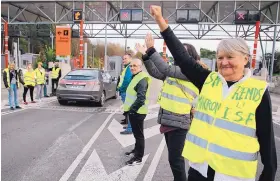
[{"left": 150, "top": 5, "right": 163, "bottom": 21}]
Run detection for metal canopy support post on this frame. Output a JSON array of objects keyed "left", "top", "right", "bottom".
[
  {"left": 104, "top": 2, "right": 108, "bottom": 71},
  {"left": 79, "top": 20, "right": 84, "bottom": 68},
  {"left": 270, "top": 1, "right": 279, "bottom": 82},
  {"left": 4, "top": 21, "right": 9, "bottom": 68}
]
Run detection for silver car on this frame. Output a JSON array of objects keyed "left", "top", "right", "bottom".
[{"left": 56, "top": 69, "right": 118, "bottom": 106}]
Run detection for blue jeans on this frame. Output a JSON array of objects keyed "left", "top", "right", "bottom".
[
  {"left": 44, "top": 84, "right": 48, "bottom": 96},
  {"left": 120, "top": 92, "right": 132, "bottom": 132},
  {"left": 8, "top": 84, "right": 19, "bottom": 108}
]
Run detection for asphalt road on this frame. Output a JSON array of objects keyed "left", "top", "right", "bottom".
[{"left": 2, "top": 94, "right": 280, "bottom": 181}]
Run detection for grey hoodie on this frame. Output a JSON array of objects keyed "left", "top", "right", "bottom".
[{"left": 143, "top": 51, "right": 196, "bottom": 130}]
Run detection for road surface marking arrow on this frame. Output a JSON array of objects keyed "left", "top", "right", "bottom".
[
  {"left": 75, "top": 150, "right": 149, "bottom": 181},
  {"left": 143, "top": 136, "right": 166, "bottom": 181},
  {"left": 108, "top": 118, "right": 160, "bottom": 147},
  {"left": 59, "top": 110, "right": 119, "bottom": 181}
]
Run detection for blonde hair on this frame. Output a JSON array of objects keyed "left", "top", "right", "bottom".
[{"left": 217, "top": 38, "right": 250, "bottom": 57}]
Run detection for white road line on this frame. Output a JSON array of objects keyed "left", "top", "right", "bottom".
[
  {"left": 59, "top": 109, "right": 119, "bottom": 181},
  {"left": 1, "top": 108, "right": 27, "bottom": 116},
  {"left": 68, "top": 114, "right": 93, "bottom": 132},
  {"left": 143, "top": 136, "right": 166, "bottom": 181}
]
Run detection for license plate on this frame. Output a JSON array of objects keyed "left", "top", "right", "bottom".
[{"left": 67, "top": 85, "right": 84, "bottom": 89}]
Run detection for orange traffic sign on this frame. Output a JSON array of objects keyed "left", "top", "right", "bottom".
[{"left": 56, "top": 26, "right": 71, "bottom": 56}]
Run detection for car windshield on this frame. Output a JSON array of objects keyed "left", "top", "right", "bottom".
[{"left": 65, "top": 70, "right": 98, "bottom": 80}]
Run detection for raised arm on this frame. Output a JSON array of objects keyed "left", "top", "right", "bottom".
[
  {"left": 150, "top": 6, "right": 211, "bottom": 90},
  {"left": 135, "top": 43, "right": 166, "bottom": 81},
  {"left": 144, "top": 33, "right": 188, "bottom": 80}
]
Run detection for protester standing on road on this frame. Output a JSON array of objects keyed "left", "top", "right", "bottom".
[
  {"left": 21, "top": 63, "right": 36, "bottom": 105},
  {"left": 34, "top": 62, "right": 46, "bottom": 101},
  {"left": 117, "top": 53, "right": 133, "bottom": 135},
  {"left": 150, "top": 5, "right": 277, "bottom": 181},
  {"left": 3, "top": 62, "right": 22, "bottom": 110},
  {"left": 123, "top": 58, "right": 151, "bottom": 165},
  {"left": 136, "top": 34, "right": 200, "bottom": 181},
  {"left": 50, "top": 61, "right": 61, "bottom": 96}
]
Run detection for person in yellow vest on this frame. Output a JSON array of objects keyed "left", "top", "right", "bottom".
[
  {"left": 151, "top": 5, "right": 276, "bottom": 181},
  {"left": 49, "top": 61, "right": 61, "bottom": 96},
  {"left": 118, "top": 53, "right": 133, "bottom": 135},
  {"left": 21, "top": 63, "right": 36, "bottom": 105},
  {"left": 2, "top": 62, "right": 22, "bottom": 110},
  {"left": 123, "top": 58, "right": 151, "bottom": 166},
  {"left": 136, "top": 34, "right": 201, "bottom": 181},
  {"left": 34, "top": 62, "right": 46, "bottom": 101}
]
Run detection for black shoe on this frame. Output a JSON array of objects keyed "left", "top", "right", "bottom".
[
  {"left": 126, "top": 157, "right": 142, "bottom": 166},
  {"left": 120, "top": 130, "right": 133, "bottom": 135},
  {"left": 10, "top": 107, "right": 15, "bottom": 110},
  {"left": 123, "top": 126, "right": 127, "bottom": 129},
  {"left": 120, "top": 119, "right": 127, "bottom": 125},
  {"left": 125, "top": 150, "right": 135, "bottom": 157},
  {"left": 15, "top": 106, "right": 22, "bottom": 109},
  {"left": 44, "top": 95, "right": 49, "bottom": 97}
]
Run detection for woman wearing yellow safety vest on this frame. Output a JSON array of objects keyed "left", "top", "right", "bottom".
[
  {"left": 20, "top": 63, "right": 36, "bottom": 105},
  {"left": 150, "top": 5, "right": 277, "bottom": 181},
  {"left": 35, "top": 62, "right": 46, "bottom": 101},
  {"left": 136, "top": 34, "right": 202, "bottom": 181}
]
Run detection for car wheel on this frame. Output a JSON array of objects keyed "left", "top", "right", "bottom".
[
  {"left": 98, "top": 91, "right": 105, "bottom": 107},
  {"left": 58, "top": 100, "right": 67, "bottom": 105}
]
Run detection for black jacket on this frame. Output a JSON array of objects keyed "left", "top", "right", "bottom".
[
  {"left": 48, "top": 67, "right": 61, "bottom": 80},
  {"left": 128, "top": 72, "right": 149, "bottom": 114},
  {"left": 3, "top": 69, "right": 19, "bottom": 88},
  {"left": 161, "top": 26, "right": 277, "bottom": 181}
]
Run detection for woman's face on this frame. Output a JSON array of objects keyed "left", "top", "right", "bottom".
[{"left": 217, "top": 50, "right": 248, "bottom": 81}]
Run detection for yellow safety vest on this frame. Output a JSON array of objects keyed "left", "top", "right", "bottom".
[
  {"left": 124, "top": 72, "right": 151, "bottom": 114},
  {"left": 24, "top": 71, "right": 36, "bottom": 86},
  {"left": 3, "top": 68, "right": 19, "bottom": 87},
  {"left": 35, "top": 68, "right": 46, "bottom": 85},
  {"left": 158, "top": 77, "right": 199, "bottom": 114},
  {"left": 117, "top": 65, "right": 129, "bottom": 89},
  {"left": 182, "top": 72, "right": 267, "bottom": 179},
  {"left": 51, "top": 67, "right": 61, "bottom": 79}
]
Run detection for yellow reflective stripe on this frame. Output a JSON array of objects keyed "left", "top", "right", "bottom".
[
  {"left": 166, "top": 78, "right": 198, "bottom": 97},
  {"left": 186, "top": 133, "right": 258, "bottom": 161},
  {"left": 161, "top": 92, "right": 191, "bottom": 105},
  {"left": 194, "top": 111, "right": 256, "bottom": 138}
]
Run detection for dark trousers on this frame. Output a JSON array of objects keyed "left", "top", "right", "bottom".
[
  {"left": 23, "top": 85, "right": 34, "bottom": 102},
  {"left": 164, "top": 129, "right": 188, "bottom": 181},
  {"left": 188, "top": 166, "right": 215, "bottom": 181},
  {"left": 52, "top": 79, "right": 58, "bottom": 95},
  {"left": 129, "top": 113, "right": 146, "bottom": 159}
]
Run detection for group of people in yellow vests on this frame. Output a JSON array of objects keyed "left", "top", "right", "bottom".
[
  {"left": 3, "top": 61, "right": 61, "bottom": 109},
  {"left": 117, "top": 5, "right": 277, "bottom": 181}
]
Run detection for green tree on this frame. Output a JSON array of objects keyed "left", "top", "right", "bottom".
[{"left": 200, "top": 48, "right": 216, "bottom": 60}]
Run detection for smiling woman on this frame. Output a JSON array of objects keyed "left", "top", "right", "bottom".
[
  {"left": 149, "top": 5, "right": 277, "bottom": 181},
  {"left": 216, "top": 38, "right": 250, "bottom": 81}
]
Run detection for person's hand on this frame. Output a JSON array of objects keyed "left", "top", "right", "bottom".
[
  {"left": 135, "top": 43, "right": 147, "bottom": 55},
  {"left": 6, "top": 87, "right": 10, "bottom": 91},
  {"left": 145, "top": 33, "right": 155, "bottom": 49},
  {"left": 150, "top": 5, "right": 163, "bottom": 21}
]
